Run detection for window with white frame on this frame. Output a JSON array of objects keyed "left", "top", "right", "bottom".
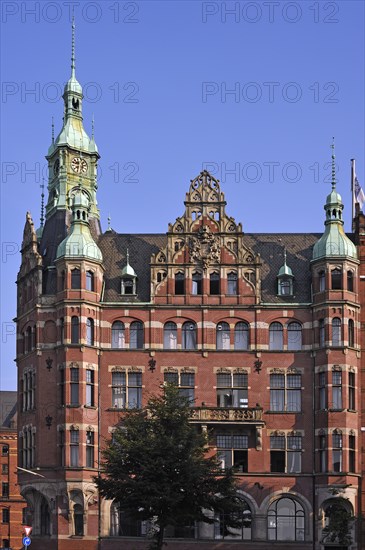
[
  {"left": 270, "top": 434, "right": 302, "bottom": 473},
  {"left": 216, "top": 322, "right": 230, "bottom": 350},
  {"left": 216, "top": 433, "right": 248, "bottom": 472},
  {"left": 287, "top": 322, "right": 302, "bottom": 350},
  {"left": 234, "top": 322, "right": 249, "bottom": 350},
  {"left": 111, "top": 321, "right": 125, "bottom": 349},
  {"left": 182, "top": 321, "right": 197, "bottom": 350},
  {"left": 164, "top": 371, "right": 195, "bottom": 405},
  {"left": 163, "top": 322, "right": 177, "bottom": 349},
  {"left": 86, "top": 369, "right": 95, "bottom": 406},
  {"left": 111, "top": 371, "right": 142, "bottom": 409},
  {"left": 270, "top": 372, "right": 301, "bottom": 412},
  {"left": 318, "top": 372, "right": 327, "bottom": 410},
  {"left": 332, "top": 431, "right": 342, "bottom": 472},
  {"left": 269, "top": 322, "right": 283, "bottom": 350},
  {"left": 268, "top": 497, "right": 305, "bottom": 541},
  {"left": 192, "top": 272, "right": 202, "bottom": 295},
  {"left": 332, "top": 318, "right": 341, "bottom": 346},
  {"left": 70, "top": 428, "right": 79, "bottom": 467},
  {"left": 130, "top": 321, "right": 144, "bottom": 349},
  {"left": 216, "top": 372, "right": 248, "bottom": 408},
  {"left": 227, "top": 272, "right": 237, "bottom": 295},
  {"left": 86, "top": 430, "right": 95, "bottom": 468},
  {"left": 332, "top": 369, "right": 342, "bottom": 409}
]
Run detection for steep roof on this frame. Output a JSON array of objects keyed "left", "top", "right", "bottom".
[{"left": 97, "top": 231, "right": 347, "bottom": 305}]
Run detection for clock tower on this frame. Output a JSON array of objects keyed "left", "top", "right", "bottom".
[{"left": 39, "top": 19, "right": 101, "bottom": 293}]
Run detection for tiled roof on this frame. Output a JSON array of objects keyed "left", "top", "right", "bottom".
[{"left": 98, "top": 231, "right": 332, "bottom": 304}]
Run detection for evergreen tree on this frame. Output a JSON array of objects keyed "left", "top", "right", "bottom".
[{"left": 96, "top": 384, "right": 244, "bottom": 550}]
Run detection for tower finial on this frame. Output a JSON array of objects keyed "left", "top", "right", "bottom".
[
  {"left": 126, "top": 248, "right": 130, "bottom": 264},
  {"left": 284, "top": 247, "right": 287, "bottom": 265},
  {"left": 71, "top": 12, "right": 76, "bottom": 78},
  {"left": 331, "top": 136, "right": 336, "bottom": 190},
  {"left": 91, "top": 113, "right": 95, "bottom": 140},
  {"left": 51, "top": 116, "right": 54, "bottom": 144},
  {"left": 107, "top": 214, "right": 111, "bottom": 231},
  {"left": 40, "top": 179, "right": 45, "bottom": 227}
]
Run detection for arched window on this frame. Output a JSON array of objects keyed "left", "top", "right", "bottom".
[
  {"left": 216, "top": 322, "right": 230, "bottom": 350},
  {"left": 287, "top": 322, "right": 302, "bottom": 351},
  {"left": 347, "top": 270, "right": 354, "bottom": 292},
  {"left": 182, "top": 321, "right": 197, "bottom": 350},
  {"left": 234, "top": 322, "right": 249, "bottom": 350},
  {"left": 227, "top": 272, "right": 237, "bottom": 295},
  {"left": 175, "top": 272, "right": 185, "bottom": 295},
  {"left": 319, "top": 319, "right": 325, "bottom": 347},
  {"left": 112, "top": 321, "right": 125, "bottom": 349},
  {"left": 319, "top": 270, "right": 325, "bottom": 291},
  {"left": 192, "top": 272, "right": 202, "bottom": 295},
  {"left": 323, "top": 500, "right": 353, "bottom": 545},
  {"left": 71, "top": 317, "right": 79, "bottom": 344},
  {"left": 210, "top": 272, "right": 220, "bottom": 295},
  {"left": 130, "top": 321, "right": 144, "bottom": 349},
  {"left": 331, "top": 268, "right": 342, "bottom": 290},
  {"left": 86, "top": 271, "right": 94, "bottom": 291},
  {"left": 269, "top": 322, "right": 283, "bottom": 350},
  {"left": 40, "top": 496, "right": 51, "bottom": 535},
  {"left": 163, "top": 322, "right": 177, "bottom": 349},
  {"left": 332, "top": 318, "right": 341, "bottom": 346},
  {"left": 86, "top": 318, "right": 94, "bottom": 346},
  {"left": 348, "top": 319, "right": 355, "bottom": 347},
  {"left": 268, "top": 497, "right": 305, "bottom": 541},
  {"left": 74, "top": 504, "right": 84, "bottom": 536},
  {"left": 214, "top": 499, "right": 252, "bottom": 540},
  {"left": 71, "top": 268, "right": 81, "bottom": 289}
]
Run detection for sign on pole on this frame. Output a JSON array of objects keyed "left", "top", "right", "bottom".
[
  {"left": 22, "top": 536, "right": 31, "bottom": 547},
  {"left": 24, "top": 526, "right": 32, "bottom": 536}
]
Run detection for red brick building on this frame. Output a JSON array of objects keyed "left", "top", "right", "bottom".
[
  {"left": 0, "top": 392, "right": 27, "bottom": 550},
  {"left": 15, "top": 28, "right": 365, "bottom": 550}
]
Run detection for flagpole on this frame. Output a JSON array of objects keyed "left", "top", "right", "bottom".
[{"left": 351, "top": 158, "right": 355, "bottom": 230}]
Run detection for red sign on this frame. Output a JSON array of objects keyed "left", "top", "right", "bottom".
[{"left": 24, "top": 526, "right": 32, "bottom": 536}]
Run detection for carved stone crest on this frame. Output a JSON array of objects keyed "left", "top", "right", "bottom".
[{"left": 189, "top": 226, "right": 220, "bottom": 269}]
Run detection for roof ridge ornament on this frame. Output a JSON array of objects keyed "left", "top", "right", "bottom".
[{"left": 71, "top": 12, "right": 76, "bottom": 79}]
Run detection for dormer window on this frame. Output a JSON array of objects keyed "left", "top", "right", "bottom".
[
  {"left": 121, "top": 277, "right": 136, "bottom": 295},
  {"left": 278, "top": 278, "right": 293, "bottom": 296}
]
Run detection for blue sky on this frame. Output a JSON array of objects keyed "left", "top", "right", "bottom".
[{"left": 1, "top": 0, "right": 364, "bottom": 389}]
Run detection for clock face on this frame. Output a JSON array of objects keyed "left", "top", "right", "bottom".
[
  {"left": 71, "top": 157, "right": 88, "bottom": 174},
  {"left": 53, "top": 159, "right": 60, "bottom": 175}
]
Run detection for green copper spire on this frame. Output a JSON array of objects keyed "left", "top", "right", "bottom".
[
  {"left": 56, "top": 189, "right": 102, "bottom": 262},
  {"left": 312, "top": 140, "right": 357, "bottom": 260},
  {"left": 122, "top": 248, "right": 137, "bottom": 277},
  {"left": 278, "top": 248, "right": 293, "bottom": 277}
]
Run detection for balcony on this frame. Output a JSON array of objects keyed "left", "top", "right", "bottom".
[{"left": 190, "top": 406, "right": 264, "bottom": 425}]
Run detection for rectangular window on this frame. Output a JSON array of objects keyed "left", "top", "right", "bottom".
[
  {"left": 270, "top": 373, "right": 301, "bottom": 412},
  {"left": 2, "top": 446, "right": 9, "bottom": 456},
  {"left": 70, "top": 430, "right": 79, "bottom": 467},
  {"left": 2, "top": 482, "right": 9, "bottom": 498},
  {"left": 86, "top": 369, "right": 95, "bottom": 406},
  {"left": 332, "top": 371, "right": 342, "bottom": 409},
  {"left": 60, "top": 368, "right": 65, "bottom": 406},
  {"left": 70, "top": 368, "right": 79, "bottom": 405},
  {"left": 164, "top": 372, "right": 195, "bottom": 405},
  {"left": 216, "top": 373, "right": 248, "bottom": 408},
  {"left": 86, "top": 431, "right": 94, "bottom": 468},
  {"left": 319, "top": 434, "right": 326, "bottom": 472},
  {"left": 2, "top": 464, "right": 9, "bottom": 474},
  {"left": 348, "top": 372, "right": 355, "bottom": 410},
  {"left": 111, "top": 371, "right": 142, "bottom": 409},
  {"left": 270, "top": 435, "right": 302, "bottom": 473},
  {"left": 319, "top": 372, "right": 327, "bottom": 410},
  {"left": 349, "top": 434, "right": 355, "bottom": 472},
  {"left": 217, "top": 434, "right": 248, "bottom": 472},
  {"left": 2, "top": 508, "right": 10, "bottom": 523},
  {"left": 332, "top": 433, "right": 342, "bottom": 472}
]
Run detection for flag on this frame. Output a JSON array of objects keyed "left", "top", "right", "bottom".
[{"left": 354, "top": 176, "right": 365, "bottom": 210}]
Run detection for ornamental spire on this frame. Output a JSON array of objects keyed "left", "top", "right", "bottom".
[
  {"left": 71, "top": 13, "right": 76, "bottom": 79},
  {"left": 40, "top": 179, "right": 45, "bottom": 227},
  {"left": 331, "top": 136, "right": 336, "bottom": 190}
]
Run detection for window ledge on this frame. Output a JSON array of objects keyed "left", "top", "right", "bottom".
[
  {"left": 66, "top": 404, "right": 80, "bottom": 408},
  {"left": 328, "top": 408, "right": 344, "bottom": 412},
  {"left": 84, "top": 405, "right": 97, "bottom": 409}
]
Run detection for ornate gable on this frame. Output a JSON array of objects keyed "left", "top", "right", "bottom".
[{"left": 151, "top": 171, "right": 261, "bottom": 303}]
